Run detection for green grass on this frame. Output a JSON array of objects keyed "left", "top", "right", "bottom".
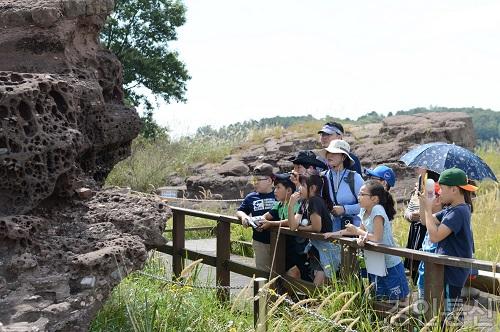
[
  {"left": 105, "top": 135, "right": 236, "bottom": 193},
  {"left": 90, "top": 253, "right": 253, "bottom": 332},
  {"left": 91, "top": 254, "right": 489, "bottom": 332}
]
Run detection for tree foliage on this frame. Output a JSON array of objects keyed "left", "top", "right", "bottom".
[{"left": 101, "top": 0, "right": 191, "bottom": 109}]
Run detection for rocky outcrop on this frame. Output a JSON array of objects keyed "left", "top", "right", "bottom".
[
  {"left": 184, "top": 135, "right": 318, "bottom": 200},
  {"left": 181, "top": 112, "right": 476, "bottom": 202},
  {"left": 0, "top": 0, "right": 141, "bottom": 216},
  {"left": 0, "top": 1, "right": 167, "bottom": 331},
  {"left": 0, "top": 189, "right": 170, "bottom": 331}
]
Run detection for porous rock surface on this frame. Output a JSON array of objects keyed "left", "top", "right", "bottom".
[
  {"left": 0, "top": 189, "right": 170, "bottom": 331},
  {"left": 178, "top": 112, "right": 476, "bottom": 203},
  {"left": 0, "top": 1, "right": 170, "bottom": 331},
  {"left": 0, "top": 0, "right": 140, "bottom": 216}
]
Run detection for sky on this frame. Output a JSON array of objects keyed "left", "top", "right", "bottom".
[{"left": 146, "top": 0, "right": 500, "bottom": 137}]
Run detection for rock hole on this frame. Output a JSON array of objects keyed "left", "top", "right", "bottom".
[
  {"left": 49, "top": 90, "right": 67, "bottom": 114},
  {"left": 0, "top": 105, "right": 9, "bottom": 118}
]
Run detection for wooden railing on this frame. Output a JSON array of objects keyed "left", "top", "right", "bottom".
[{"left": 153, "top": 206, "right": 500, "bottom": 325}]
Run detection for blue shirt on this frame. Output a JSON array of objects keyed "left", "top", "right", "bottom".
[
  {"left": 435, "top": 203, "right": 473, "bottom": 287},
  {"left": 324, "top": 168, "right": 364, "bottom": 230},
  {"left": 417, "top": 232, "right": 438, "bottom": 291},
  {"left": 360, "top": 205, "right": 401, "bottom": 268},
  {"left": 238, "top": 191, "right": 276, "bottom": 244}
]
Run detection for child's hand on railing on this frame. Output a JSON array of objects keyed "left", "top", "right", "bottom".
[
  {"left": 356, "top": 230, "right": 369, "bottom": 247},
  {"left": 242, "top": 216, "right": 250, "bottom": 228},
  {"left": 323, "top": 231, "right": 342, "bottom": 239},
  {"left": 344, "top": 223, "right": 359, "bottom": 235}
]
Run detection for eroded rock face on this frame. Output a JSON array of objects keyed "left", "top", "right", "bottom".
[
  {"left": 180, "top": 113, "right": 476, "bottom": 203},
  {"left": 0, "top": 1, "right": 167, "bottom": 331},
  {"left": 0, "top": 189, "right": 170, "bottom": 331},
  {"left": 0, "top": 0, "right": 141, "bottom": 216}
]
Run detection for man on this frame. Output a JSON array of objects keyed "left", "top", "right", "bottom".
[
  {"left": 236, "top": 163, "right": 276, "bottom": 271},
  {"left": 288, "top": 150, "right": 327, "bottom": 187},
  {"left": 316, "top": 121, "right": 362, "bottom": 174}
]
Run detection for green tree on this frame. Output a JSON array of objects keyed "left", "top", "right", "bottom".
[
  {"left": 141, "top": 110, "right": 170, "bottom": 140},
  {"left": 101, "top": 0, "right": 191, "bottom": 109}
]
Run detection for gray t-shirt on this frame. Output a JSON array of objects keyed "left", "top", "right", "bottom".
[{"left": 360, "top": 204, "right": 401, "bottom": 268}]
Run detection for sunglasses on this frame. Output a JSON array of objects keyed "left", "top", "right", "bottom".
[{"left": 251, "top": 176, "right": 269, "bottom": 183}]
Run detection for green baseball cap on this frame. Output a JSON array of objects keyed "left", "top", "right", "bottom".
[{"left": 438, "top": 168, "right": 478, "bottom": 192}]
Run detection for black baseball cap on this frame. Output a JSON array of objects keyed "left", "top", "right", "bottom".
[{"left": 288, "top": 150, "right": 327, "bottom": 170}]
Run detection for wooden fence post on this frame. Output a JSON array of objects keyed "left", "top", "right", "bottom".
[
  {"left": 216, "top": 217, "right": 230, "bottom": 302},
  {"left": 424, "top": 262, "right": 444, "bottom": 323},
  {"left": 341, "top": 243, "right": 358, "bottom": 279},
  {"left": 172, "top": 210, "right": 185, "bottom": 278},
  {"left": 254, "top": 277, "right": 268, "bottom": 332}
]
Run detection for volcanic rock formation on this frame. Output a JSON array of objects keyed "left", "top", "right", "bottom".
[
  {"left": 0, "top": 1, "right": 169, "bottom": 331},
  {"left": 179, "top": 112, "right": 476, "bottom": 203},
  {"left": 0, "top": 0, "right": 140, "bottom": 216}
]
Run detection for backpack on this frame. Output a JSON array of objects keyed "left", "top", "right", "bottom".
[{"left": 321, "top": 170, "right": 358, "bottom": 212}]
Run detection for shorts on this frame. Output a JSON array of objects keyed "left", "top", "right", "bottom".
[
  {"left": 310, "top": 239, "right": 341, "bottom": 279},
  {"left": 252, "top": 240, "right": 271, "bottom": 272},
  {"left": 368, "top": 262, "right": 409, "bottom": 300},
  {"left": 285, "top": 236, "right": 312, "bottom": 281}
]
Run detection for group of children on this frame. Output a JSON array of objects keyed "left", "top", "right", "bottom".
[{"left": 236, "top": 123, "right": 476, "bottom": 315}]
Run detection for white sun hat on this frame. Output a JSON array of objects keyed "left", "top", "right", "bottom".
[{"left": 324, "top": 139, "right": 354, "bottom": 165}]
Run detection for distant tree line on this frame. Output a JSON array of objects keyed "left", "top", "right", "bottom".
[{"left": 193, "top": 107, "right": 499, "bottom": 142}]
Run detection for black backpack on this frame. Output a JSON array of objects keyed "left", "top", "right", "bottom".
[{"left": 321, "top": 170, "right": 358, "bottom": 212}]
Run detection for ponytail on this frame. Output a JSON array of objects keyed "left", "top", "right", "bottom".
[
  {"left": 384, "top": 191, "right": 397, "bottom": 220},
  {"left": 364, "top": 180, "right": 397, "bottom": 220}
]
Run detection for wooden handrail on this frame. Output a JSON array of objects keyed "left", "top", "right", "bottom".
[
  {"left": 168, "top": 206, "right": 499, "bottom": 327},
  {"left": 170, "top": 207, "right": 500, "bottom": 273}
]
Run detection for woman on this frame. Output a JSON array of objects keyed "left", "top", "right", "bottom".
[{"left": 322, "top": 139, "right": 364, "bottom": 230}]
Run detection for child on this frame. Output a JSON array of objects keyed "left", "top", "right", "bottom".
[
  {"left": 288, "top": 170, "right": 339, "bottom": 286},
  {"left": 416, "top": 182, "right": 443, "bottom": 299},
  {"left": 364, "top": 165, "right": 396, "bottom": 192},
  {"left": 418, "top": 168, "right": 476, "bottom": 318},
  {"left": 259, "top": 173, "right": 311, "bottom": 281},
  {"left": 327, "top": 180, "right": 409, "bottom": 301},
  {"left": 236, "top": 163, "right": 276, "bottom": 272},
  {"left": 288, "top": 150, "right": 327, "bottom": 188},
  {"left": 403, "top": 169, "right": 440, "bottom": 284}
]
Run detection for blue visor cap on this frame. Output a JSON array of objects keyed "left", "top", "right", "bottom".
[
  {"left": 318, "top": 124, "right": 343, "bottom": 136},
  {"left": 364, "top": 165, "right": 396, "bottom": 187}
]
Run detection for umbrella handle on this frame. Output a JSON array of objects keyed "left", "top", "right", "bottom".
[{"left": 418, "top": 173, "right": 428, "bottom": 194}]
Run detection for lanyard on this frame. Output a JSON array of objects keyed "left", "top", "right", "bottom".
[{"left": 329, "top": 169, "right": 347, "bottom": 205}]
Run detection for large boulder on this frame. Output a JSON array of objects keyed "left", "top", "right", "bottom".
[
  {"left": 0, "top": 1, "right": 168, "bottom": 331},
  {"left": 0, "top": 189, "right": 170, "bottom": 331},
  {"left": 0, "top": 0, "right": 141, "bottom": 216}
]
